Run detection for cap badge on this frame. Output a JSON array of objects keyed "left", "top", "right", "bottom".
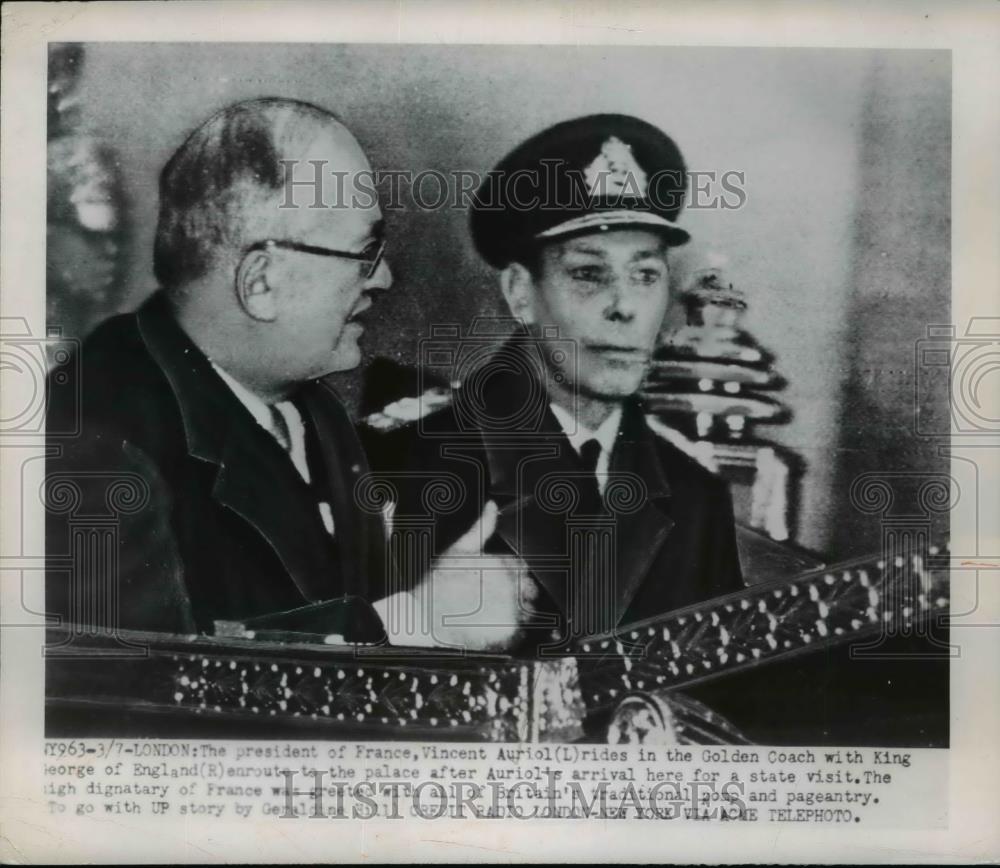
[{"left": 583, "top": 136, "right": 648, "bottom": 200}]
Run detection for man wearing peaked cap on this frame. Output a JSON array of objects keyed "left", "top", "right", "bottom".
[
  {"left": 470, "top": 113, "right": 690, "bottom": 268},
  {"left": 364, "top": 114, "right": 744, "bottom": 655}
]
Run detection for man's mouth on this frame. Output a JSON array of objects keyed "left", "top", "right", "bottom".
[
  {"left": 347, "top": 295, "right": 373, "bottom": 325},
  {"left": 586, "top": 344, "right": 650, "bottom": 363}
]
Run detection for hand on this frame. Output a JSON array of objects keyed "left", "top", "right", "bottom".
[{"left": 374, "top": 501, "right": 536, "bottom": 651}]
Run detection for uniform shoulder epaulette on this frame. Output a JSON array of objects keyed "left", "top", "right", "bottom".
[{"left": 362, "top": 387, "right": 453, "bottom": 432}]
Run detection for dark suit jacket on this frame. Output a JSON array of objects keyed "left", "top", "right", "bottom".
[
  {"left": 362, "top": 339, "right": 744, "bottom": 652},
  {"left": 46, "top": 291, "right": 386, "bottom": 638}
]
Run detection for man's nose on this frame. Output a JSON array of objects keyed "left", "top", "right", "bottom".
[
  {"left": 604, "top": 280, "right": 636, "bottom": 322},
  {"left": 365, "top": 256, "right": 393, "bottom": 292}
]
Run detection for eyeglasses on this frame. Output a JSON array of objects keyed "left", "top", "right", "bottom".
[{"left": 245, "top": 237, "right": 386, "bottom": 279}]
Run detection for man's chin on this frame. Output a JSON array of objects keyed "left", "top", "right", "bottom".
[
  {"left": 577, "top": 376, "right": 643, "bottom": 403},
  {"left": 321, "top": 343, "right": 362, "bottom": 376},
  {"left": 573, "top": 363, "right": 645, "bottom": 400}
]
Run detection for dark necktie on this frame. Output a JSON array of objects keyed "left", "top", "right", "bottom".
[
  {"left": 570, "top": 437, "right": 613, "bottom": 636},
  {"left": 269, "top": 404, "right": 292, "bottom": 452},
  {"left": 578, "top": 438, "right": 603, "bottom": 513}
]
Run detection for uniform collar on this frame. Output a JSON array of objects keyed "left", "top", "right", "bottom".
[
  {"left": 470, "top": 338, "right": 671, "bottom": 501},
  {"left": 470, "top": 340, "right": 675, "bottom": 628},
  {"left": 549, "top": 402, "right": 622, "bottom": 457}
]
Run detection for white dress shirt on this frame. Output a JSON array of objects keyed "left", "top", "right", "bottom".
[
  {"left": 211, "top": 363, "right": 335, "bottom": 535},
  {"left": 548, "top": 403, "right": 622, "bottom": 495}
]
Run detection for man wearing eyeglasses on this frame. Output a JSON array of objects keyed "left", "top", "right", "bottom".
[{"left": 46, "top": 98, "right": 395, "bottom": 639}]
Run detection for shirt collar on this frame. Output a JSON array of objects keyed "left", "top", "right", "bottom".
[
  {"left": 549, "top": 402, "right": 622, "bottom": 456},
  {"left": 210, "top": 362, "right": 276, "bottom": 433}
]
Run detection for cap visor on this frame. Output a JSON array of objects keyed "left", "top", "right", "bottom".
[{"left": 535, "top": 210, "right": 690, "bottom": 246}]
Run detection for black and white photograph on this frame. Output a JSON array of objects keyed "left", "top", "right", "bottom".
[
  {"left": 2, "top": 1, "right": 998, "bottom": 863},
  {"left": 41, "top": 38, "right": 952, "bottom": 746}
]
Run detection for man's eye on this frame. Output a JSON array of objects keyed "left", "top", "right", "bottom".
[
  {"left": 568, "top": 266, "right": 607, "bottom": 284},
  {"left": 634, "top": 268, "right": 664, "bottom": 285},
  {"left": 360, "top": 239, "right": 382, "bottom": 259}
]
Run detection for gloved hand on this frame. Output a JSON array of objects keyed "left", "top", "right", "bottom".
[{"left": 373, "top": 501, "right": 537, "bottom": 651}]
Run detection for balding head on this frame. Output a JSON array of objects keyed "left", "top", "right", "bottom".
[
  {"left": 154, "top": 97, "right": 392, "bottom": 400},
  {"left": 153, "top": 97, "right": 367, "bottom": 294}
]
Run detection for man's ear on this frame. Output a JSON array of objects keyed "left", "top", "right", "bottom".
[
  {"left": 235, "top": 250, "right": 278, "bottom": 322},
  {"left": 498, "top": 262, "right": 537, "bottom": 327}
]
